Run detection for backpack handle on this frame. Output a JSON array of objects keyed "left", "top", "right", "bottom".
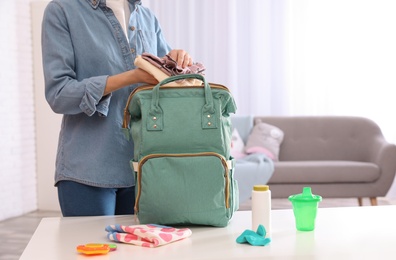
[{"left": 147, "top": 74, "right": 217, "bottom": 131}]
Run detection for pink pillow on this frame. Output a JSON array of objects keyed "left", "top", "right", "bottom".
[
  {"left": 245, "top": 146, "right": 275, "bottom": 160},
  {"left": 232, "top": 150, "right": 248, "bottom": 159}
]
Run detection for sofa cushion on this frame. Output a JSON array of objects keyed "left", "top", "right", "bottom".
[
  {"left": 231, "top": 128, "right": 247, "bottom": 159},
  {"left": 231, "top": 115, "right": 254, "bottom": 144},
  {"left": 245, "top": 122, "right": 284, "bottom": 161},
  {"left": 269, "top": 161, "right": 380, "bottom": 184}
]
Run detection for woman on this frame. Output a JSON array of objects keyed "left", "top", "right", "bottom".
[{"left": 41, "top": 0, "right": 192, "bottom": 216}]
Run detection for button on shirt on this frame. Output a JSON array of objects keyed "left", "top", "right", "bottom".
[
  {"left": 42, "top": 0, "right": 171, "bottom": 187},
  {"left": 107, "top": 0, "right": 131, "bottom": 40}
]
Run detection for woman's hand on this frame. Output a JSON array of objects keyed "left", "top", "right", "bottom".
[
  {"left": 167, "top": 49, "right": 193, "bottom": 68},
  {"left": 104, "top": 68, "right": 158, "bottom": 95},
  {"left": 104, "top": 50, "right": 193, "bottom": 96}
]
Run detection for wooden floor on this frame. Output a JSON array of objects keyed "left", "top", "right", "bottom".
[
  {"left": 0, "top": 210, "right": 61, "bottom": 260},
  {"left": 1, "top": 197, "right": 395, "bottom": 260}
]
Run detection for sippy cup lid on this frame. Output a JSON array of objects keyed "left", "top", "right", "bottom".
[{"left": 288, "top": 187, "right": 322, "bottom": 202}]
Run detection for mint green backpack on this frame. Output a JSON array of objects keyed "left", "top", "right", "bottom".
[{"left": 122, "top": 74, "right": 238, "bottom": 227}]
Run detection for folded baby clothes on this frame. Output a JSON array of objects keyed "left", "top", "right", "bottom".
[
  {"left": 105, "top": 224, "right": 192, "bottom": 248},
  {"left": 134, "top": 55, "right": 170, "bottom": 83}
]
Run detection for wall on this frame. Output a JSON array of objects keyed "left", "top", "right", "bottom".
[
  {"left": 0, "top": 1, "right": 37, "bottom": 221},
  {"left": 31, "top": 0, "right": 61, "bottom": 212}
]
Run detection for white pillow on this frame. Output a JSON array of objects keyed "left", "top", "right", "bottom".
[{"left": 231, "top": 128, "right": 247, "bottom": 159}]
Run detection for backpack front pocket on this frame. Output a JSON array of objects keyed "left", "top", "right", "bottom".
[{"left": 134, "top": 152, "right": 234, "bottom": 227}]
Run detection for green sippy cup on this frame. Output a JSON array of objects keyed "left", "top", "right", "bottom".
[{"left": 288, "top": 187, "right": 322, "bottom": 231}]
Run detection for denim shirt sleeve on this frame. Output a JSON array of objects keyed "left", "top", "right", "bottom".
[
  {"left": 78, "top": 76, "right": 111, "bottom": 117},
  {"left": 42, "top": 2, "right": 110, "bottom": 117}
]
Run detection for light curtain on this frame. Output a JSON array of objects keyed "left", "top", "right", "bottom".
[
  {"left": 286, "top": 0, "right": 396, "bottom": 143},
  {"left": 145, "top": 0, "right": 287, "bottom": 116},
  {"left": 145, "top": 0, "right": 396, "bottom": 143}
]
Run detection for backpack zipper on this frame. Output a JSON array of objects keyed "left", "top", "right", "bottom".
[{"left": 134, "top": 152, "right": 230, "bottom": 213}]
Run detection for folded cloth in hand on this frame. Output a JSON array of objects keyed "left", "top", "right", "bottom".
[
  {"left": 134, "top": 53, "right": 205, "bottom": 86},
  {"left": 142, "top": 52, "right": 205, "bottom": 77},
  {"left": 236, "top": 224, "right": 271, "bottom": 246},
  {"left": 105, "top": 224, "right": 192, "bottom": 248},
  {"left": 134, "top": 55, "right": 170, "bottom": 83}
]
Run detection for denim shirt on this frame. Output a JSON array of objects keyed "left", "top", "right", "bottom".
[{"left": 42, "top": 0, "right": 171, "bottom": 187}]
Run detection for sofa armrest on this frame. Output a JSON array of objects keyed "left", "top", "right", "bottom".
[
  {"left": 367, "top": 137, "right": 396, "bottom": 193},
  {"left": 368, "top": 137, "right": 396, "bottom": 165}
]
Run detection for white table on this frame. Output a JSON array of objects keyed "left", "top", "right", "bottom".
[{"left": 21, "top": 206, "right": 396, "bottom": 259}]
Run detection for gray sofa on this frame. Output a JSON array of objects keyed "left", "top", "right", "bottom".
[{"left": 232, "top": 115, "right": 396, "bottom": 206}]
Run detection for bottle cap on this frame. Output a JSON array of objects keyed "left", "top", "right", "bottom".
[
  {"left": 288, "top": 187, "right": 322, "bottom": 202},
  {"left": 253, "top": 185, "right": 269, "bottom": 191}
]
